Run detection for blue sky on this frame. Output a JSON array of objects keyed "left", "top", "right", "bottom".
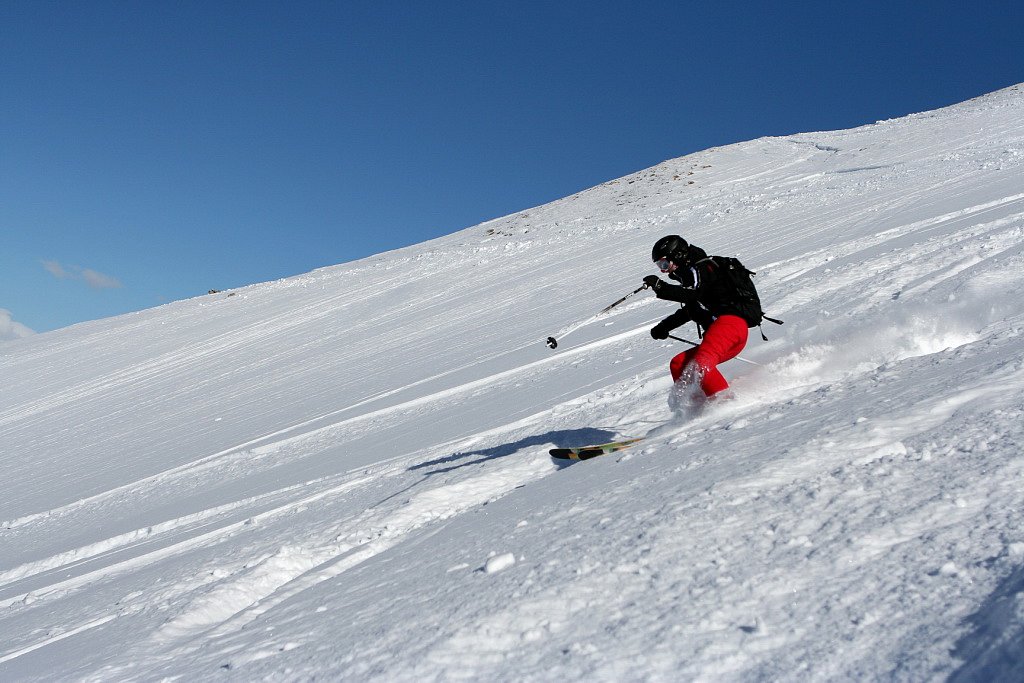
[{"left": 2, "top": 1, "right": 1022, "bottom": 334}]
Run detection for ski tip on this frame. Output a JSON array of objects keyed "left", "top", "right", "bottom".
[{"left": 549, "top": 437, "right": 644, "bottom": 461}]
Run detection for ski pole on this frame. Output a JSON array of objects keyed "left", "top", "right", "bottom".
[
  {"left": 667, "top": 334, "right": 698, "bottom": 347},
  {"left": 546, "top": 283, "right": 649, "bottom": 349},
  {"left": 597, "top": 282, "right": 649, "bottom": 315},
  {"left": 667, "top": 334, "right": 763, "bottom": 367}
]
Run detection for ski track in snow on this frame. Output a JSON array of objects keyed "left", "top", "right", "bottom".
[{"left": 2, "top": 83, "right": 1024, "bottom": 680}]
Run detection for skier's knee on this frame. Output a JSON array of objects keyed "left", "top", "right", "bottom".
[{"left": 669, "top": 351, "right": 692, "bottom": 381}]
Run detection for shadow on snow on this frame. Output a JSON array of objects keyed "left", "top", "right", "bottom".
[
  {"left": 409, "top": 427, "right": 619, "bottom": 475},
  {"left": 948, "top": 562, "right": 1024, "bottom": 682}
]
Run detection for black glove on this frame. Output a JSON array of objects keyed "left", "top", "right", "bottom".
[
  {"left": 643, "top": 275, "right": 662, "bottom": 292},
  {"left": 650, "top": 321, "right": 671, "bottom": 340}
]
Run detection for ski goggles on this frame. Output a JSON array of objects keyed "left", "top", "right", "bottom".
[{"left": 655, "top": 257, "right": 674, "bottom": 272}]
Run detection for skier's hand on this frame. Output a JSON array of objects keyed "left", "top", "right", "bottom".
[
  {"left": 643, "top": 275, "right": 662, "bottom": 292},
  {"left": 650, "top": 321, "right": 671, "bottom": 340}
]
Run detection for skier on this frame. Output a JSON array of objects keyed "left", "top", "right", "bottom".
[{"left": 643, "top": 235, "right": 762, "bottom": 403}]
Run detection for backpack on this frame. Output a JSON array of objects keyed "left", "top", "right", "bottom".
[{"left": 698, "top": 256, "right": 784, "bottom": 338}]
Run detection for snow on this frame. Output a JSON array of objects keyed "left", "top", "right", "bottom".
[
  {"left": 484, "top": 553, "right": 517, "bottom": 574},
  {"left": 2, "top": 83, "right": 1024, "bottom": 680},
  {"left": 0, "top": 310, "right": 33, "bottom": 342}
]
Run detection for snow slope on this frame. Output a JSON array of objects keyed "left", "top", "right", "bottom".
[{"left": 2, "top": 83, "right": 1024, "bottom": 681}]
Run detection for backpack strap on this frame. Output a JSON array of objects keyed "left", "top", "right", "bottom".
[
  {"left": 757, "top": 314, "right": 784, "bottom": 341},
  {"left": 692, "top": 256, "right": 717, "bottom": 272}
]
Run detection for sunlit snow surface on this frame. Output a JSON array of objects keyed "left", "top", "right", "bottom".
[{"left": 2, "top": 84, "right": 1024, "bottom": 681}]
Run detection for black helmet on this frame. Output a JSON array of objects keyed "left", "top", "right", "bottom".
[{"left": 652, "top": 235, "right": 688, "bottom": 263}]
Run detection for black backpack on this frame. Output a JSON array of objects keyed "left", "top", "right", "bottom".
[{"left": 699, "top": 256, "right": 783, "bottom": 338}]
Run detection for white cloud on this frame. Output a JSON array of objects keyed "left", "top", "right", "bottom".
[
  {"left": 42, "top": 260, "right": 71, "bottom": 279},
  {"left": 0, "top": 309, "right": 34, "bottom": 341},
  {"left": 42, "top": 260, "right": 123, "bottom": 290},
  {"left": 81, "top": 268, "right": 123, "bottom": 290}
]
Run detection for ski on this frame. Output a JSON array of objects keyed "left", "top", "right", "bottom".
[{"left": 549, "top": 437, "right": 644, "bottom": 461}]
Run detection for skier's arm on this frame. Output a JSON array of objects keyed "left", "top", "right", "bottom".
[
  {"left": 651, "top": 308, "right": 691, "bottom": 339},
  {"left": 643, "top": 268, "right": 699, "bottom": 304}
]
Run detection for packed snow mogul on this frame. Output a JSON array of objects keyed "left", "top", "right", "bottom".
[{"left": 643, "top": 235, "right": 769, "bottom": 400}]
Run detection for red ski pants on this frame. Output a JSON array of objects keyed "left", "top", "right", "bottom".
[{"left": 669, "top": 314, "right": 749, "bottom": 396}]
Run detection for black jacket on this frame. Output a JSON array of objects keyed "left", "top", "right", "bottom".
[{"left": 651, "top": 246, "right": 748, "bottom": 334}]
